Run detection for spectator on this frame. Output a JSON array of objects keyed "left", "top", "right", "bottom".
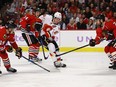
[
  {"left": 0, "top": 13, "right": 4, "bottom": 26},
  {"left": 99, "top": 2, "right": 106, "bottom": 11},
  {"left": 51, "top": 2, "right": 59, "bottom": 13},
  {"left": 109, "top": 1, "right": 115, "bottom": 12},
  {"left": 66, "top": 18, "right": 77, "bottom": 30},
  {"left": 73, "top": 13, "right": 79, "bottom": 24},
  {"left": 93, "top": 7, "right": 101, "bottom": 16},
  {"left": 84, "top": 7, "right": 93, "bottom": 19},
  {"left": 69, "top": 3, "right": 78, "bottom": 14},
  {"left": 105, "top": 7, "right": 113, "bottom": 19},
  {"left": 47, "top": 7, "right": 54, "bottom": 15},
  {"left": 76, "top": 8, "right": 82, "bottom": 18},
  {"left": 22, "top": 0, "right": 28, "bottom": 9},
  {"left": 111, "top": 11, "right": 116, "bottom": 22},
  {"left": 65, "top": 9, "right": 73, "bottom": 24},
  {"left": 75, "top": 0, "right": 80, "bottom": 6},
  {"left": 89, "top": 3, "right": 95, "bottom": 12},
  {"left": 80, "top": 3, "right": 86, "bottom": 12},
  {"left": 62, "top": 3, "right": 69, "bottom": 15},
  {"left": 81, "top": 13, "right": 89, "bottom": 24},
  {"left": 87, "top": 17, "right": 96, "bottom": 30},
  {"left": 77, "top": 18, "right": 87, "bottom": 29},
  {"left": 60, "top": 14, "right": 67, "bottom": 30}
]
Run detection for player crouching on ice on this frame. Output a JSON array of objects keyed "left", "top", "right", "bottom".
[
  {"left": 0, "top": 23, "right": 22, "bottom": 74},
  {"left": 89, "top": 14, "right": 116, "bottom": 69},
  {"left": 39, "top": 12, "right": 66, "bottom": 68}
]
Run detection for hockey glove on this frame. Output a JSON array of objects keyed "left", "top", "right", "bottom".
[
  {"left": 108, "top": 39, "right": 116, "bottom": 47},
  {"left": 15, "top": 47, "right": 22, "bottom": 59},
  {"left": 48, "top": 37, "right": 53, "bottom": 41},
  {"left": 26, "top": 24, "right": 30, "bottom": 32},
  {"left": 35, "top": 22, "right": 42, "bottom": 32},
  {"left": 6, "top": 45, "right": 13, "bottom": 53},
  {"left": 89, "top": 39, "right": 96, "bottom": 47},
  {"left": 107, "top": 32, "right": 114, "bottom": 40}
]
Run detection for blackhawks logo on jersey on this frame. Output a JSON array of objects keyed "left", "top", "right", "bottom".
[{"left": 3, "top": 34, "right": 7, "bottom": 39}]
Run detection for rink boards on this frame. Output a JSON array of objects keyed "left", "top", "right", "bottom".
[{"left": 15, "top": 30, "right": 109, "bottom": 52}]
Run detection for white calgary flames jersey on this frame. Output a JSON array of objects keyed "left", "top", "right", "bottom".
[
  {"left": 40, "top": 14, "right": 60, "bottom": 39},
  {"left": 49, "top": 23, "right": 60, "bottom": 37},
  {"left": 41, "top": 22, "right": 60, "bottom": 37}
]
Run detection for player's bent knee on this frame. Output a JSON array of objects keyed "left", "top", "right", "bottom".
[{"left": 48, "top": 43, "right": 55, "bottom": 52}]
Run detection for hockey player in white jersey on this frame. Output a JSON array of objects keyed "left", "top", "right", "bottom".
[
  {"left": 39, "top": 11, "right": 53, "bottom": 25},
  {"left": 39, "top": 12, "right": 66, "bottom": 68}
]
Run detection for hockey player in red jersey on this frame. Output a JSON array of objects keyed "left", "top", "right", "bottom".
[
  {"left": 0, "top": 24, "right": 22, "bottom": 74},
  {"left": 39, "top": 12, "right": 66, "bottom": 68},
  {"left": 89, "top": 14, "right": 116, "bottom": 69},
  {"left": 20, "top": 8, "right": 42, "bottom": 62}
]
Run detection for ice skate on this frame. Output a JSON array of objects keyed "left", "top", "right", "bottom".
[
  {"left": 0, "top": 70, "right": 2, "bottom": 74},
  {"left": 109, "top": 65, "right": 116, "bottom": 69},
  {"left": 29, "top": 56, "right": 42, "bottom": 62},
  {"left": 113, "top": 62, "right": 116, "bottom": 70},
  {"left": 109, "top": 63, "right": 114, "bottom": 68},
  {"left": 7, "top": 67, "right": 17, "bottom": 73},
  {"left": 109, "top": 62, "right": 116, "bottom": 70},
  {"left": 54, "top": 61, "right": 66, "bottom": 68},
  {"left": 109, "top": 65, "right": 114, "bottom": 68}
]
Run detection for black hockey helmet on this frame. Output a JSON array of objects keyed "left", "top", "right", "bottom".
[
  {"left": 7, "top": 19, "right": 17, "bottom": 28},
  {"left": 5, "top": 22, "right": 17, "bottom": 29},
  {"left": 32, "top": 8, "right": 41, "bottom": 13},
  {"left": 35, "top": 8, "right": 41, "bottom": 12}
]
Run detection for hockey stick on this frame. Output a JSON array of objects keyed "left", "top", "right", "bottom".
[
  {"left": 56, "top": 38, "right": 105, "bottom": 57},
  {"left": 22, "top": 55, "right": 50, "bottom": 72},
  {"left": 56, "top": 44, "right": 89, "bottom": 57},
  {"left": 39, "top": 38, "right": 49, "bottom": 60}
]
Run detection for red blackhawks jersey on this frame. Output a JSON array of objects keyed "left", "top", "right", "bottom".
[
  {"left": 0, "top": 26, "right": 18, "bottom": 52},
  {"left": 95, "top": 19, "right": 116, "bottom": 44},
  {"left": 20, "top": 13, "right": 42, "bottom": 31},
  {"left": 102, "top": 19, "right": 116, "bottom": 36}
]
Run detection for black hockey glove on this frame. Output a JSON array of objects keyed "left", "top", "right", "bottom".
[
  {"left": 26, "top": 24, "right": 30, "bottom": 32},
  {"left": 107, "top": 31, "right": 114, "bottom": 40},
  {"left": 6, "top": 45, "right": 13, "bottom": 53},
  {"left": 108, "top": 39, "right": 116, "bottom": 47},
  {"left": 35, "top": 22, "right": 42, "bottom": 32},
  {"left": 15, "top": 47, "right": 22, "bottom": 59},
  {"left": 89, "top": 39, "right": 96, "bottom": 47}
]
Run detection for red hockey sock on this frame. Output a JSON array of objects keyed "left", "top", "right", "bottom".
[{"left": 0, "top": 51, "right": 11, "bottom": 69}]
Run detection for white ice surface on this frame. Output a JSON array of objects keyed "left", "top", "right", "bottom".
[{"left": 0, "top": 52, "right": 116, "bottom": 87}]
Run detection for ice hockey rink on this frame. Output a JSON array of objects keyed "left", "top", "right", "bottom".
[{"left": 0, "top": 52, "right": 116, "bottom": 87}]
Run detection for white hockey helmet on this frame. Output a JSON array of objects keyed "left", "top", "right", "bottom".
[{"left": 54, "top": 12, "right": 62, "bottom": 20}]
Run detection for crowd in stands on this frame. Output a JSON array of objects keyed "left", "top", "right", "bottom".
[{"left": 0, "top": 0, "right": 116, "bottom": 30}]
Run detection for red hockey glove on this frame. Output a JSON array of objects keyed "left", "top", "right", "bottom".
[
  {"left": 89, "top": 39, "right": 96, "bottom": 47},
  {"left": 15, "top": 47, "right": 22, "bottom": 59}
]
